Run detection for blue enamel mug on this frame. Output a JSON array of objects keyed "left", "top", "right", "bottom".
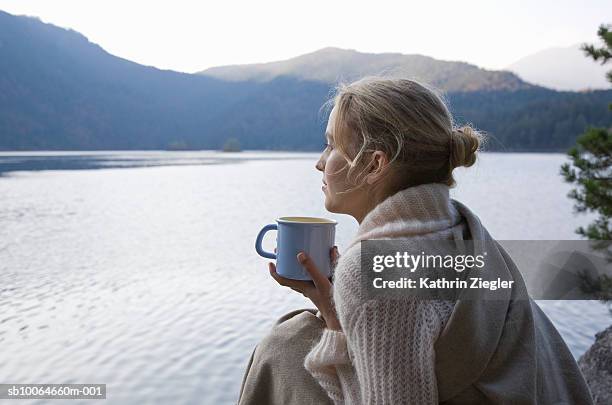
[{"left": 255, "top": 216, "right": 337, "bottom": 280}]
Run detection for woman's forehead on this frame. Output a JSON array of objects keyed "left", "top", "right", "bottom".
[{"left": 326, "top": 105, "right": 338, "bottom": 133}]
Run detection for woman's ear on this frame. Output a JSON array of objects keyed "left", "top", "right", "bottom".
[{"left": 365, "top": 151, "right": 390, "bottom": 185}]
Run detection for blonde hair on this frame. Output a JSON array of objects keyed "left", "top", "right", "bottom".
[{"left": 321, "top": 76, "right": 485, "bottom": 192}]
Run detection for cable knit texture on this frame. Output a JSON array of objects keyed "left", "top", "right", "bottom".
[{"left": 304, "top": 182, "right": 466, "bottom": 405}]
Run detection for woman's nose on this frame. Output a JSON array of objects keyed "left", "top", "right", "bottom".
[{"left": 315, "top": 155, "right": 325, "bottom": 172}]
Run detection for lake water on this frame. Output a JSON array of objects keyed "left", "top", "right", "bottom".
[{"left": 0, "top": 151, "right": 609, "bottom": 405}]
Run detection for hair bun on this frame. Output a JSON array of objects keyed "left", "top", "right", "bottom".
[{"left": 450, "top": 125, "right": 483, "bottom": 169}]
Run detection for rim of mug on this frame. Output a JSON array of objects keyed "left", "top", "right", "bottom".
[{"left": 277, "top": 216, "right": 337, "bottom": 225}]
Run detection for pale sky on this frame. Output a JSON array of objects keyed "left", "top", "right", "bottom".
[{"left": 0, "top": 0, "right": 609, "bottom": 73}]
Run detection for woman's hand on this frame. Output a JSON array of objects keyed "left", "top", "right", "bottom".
[{"left": 269, "top": 247, "right": 342, "bottom": 331}]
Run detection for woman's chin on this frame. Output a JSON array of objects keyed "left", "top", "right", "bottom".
[
  {"left": 324, "top": 198, "right": 340, "bottom": 214},
  {"left": 323, "top": 190, "right": 348, "bottom": 214}
]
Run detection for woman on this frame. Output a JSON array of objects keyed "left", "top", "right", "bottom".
[{"left": 238, "top": 77, "right": 594, "bottom": 404}]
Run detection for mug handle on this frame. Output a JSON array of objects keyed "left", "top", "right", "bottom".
[{"left": 255, "top": 224, "right": 277, "bottom": 259}]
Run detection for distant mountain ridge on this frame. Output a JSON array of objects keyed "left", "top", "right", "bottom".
[
  {"left": 0, "top": 10, "right": 264, "bottom": 150},
  {"left": 199, "top": 47, "right": 534, "bottom": 92},
  {"left": 507, "top": 44, "right": 611, "bottom": 91},
  {"left": 0, "top": 9, "right": 611, "bottom": 152}
]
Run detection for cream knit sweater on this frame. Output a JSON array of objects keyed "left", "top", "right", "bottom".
[{"left": 304, "top": 182, "right": 468, "bottom": 405}]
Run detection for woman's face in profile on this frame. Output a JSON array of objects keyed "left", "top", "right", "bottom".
[{"left": 316, "top": 105, "right": 361, "bottom": 216}]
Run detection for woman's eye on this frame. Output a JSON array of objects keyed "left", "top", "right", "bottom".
[{"left": 323, "top": 143, "right": 333, "bottom": 150}]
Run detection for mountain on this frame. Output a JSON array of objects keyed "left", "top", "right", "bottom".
[
  {"left": 0, "top": 10, "right": 611, "bottom": 152},
  {"left": 507, "top": 44, "right": 610, "bottom": 91},
  {"left": 0, "top": 10, "right": 264, "bottom": 150},
  {"left": 199, "top": 47, "right": 534, "bottom": 92}
]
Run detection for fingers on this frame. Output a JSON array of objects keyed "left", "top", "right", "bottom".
[
  {"left": 297, "top": 251, "right": 330, "bottom": 292},
  {"left": 269, "top": 263, "right": 313, "bottom": 292},
  {"left": 289, "top": 286, "right": 306, "bottom": 297},
  {"left": 330, "top": 246, "right": 340, "bottom": 265}
]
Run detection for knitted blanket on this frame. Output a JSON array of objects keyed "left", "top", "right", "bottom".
[{"left": 304, "top": 182, "right": 594, "bottom": 404}]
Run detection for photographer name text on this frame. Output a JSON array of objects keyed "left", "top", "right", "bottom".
[{"left": 370, "top": 252, "right": 514, "bottom": 291}]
